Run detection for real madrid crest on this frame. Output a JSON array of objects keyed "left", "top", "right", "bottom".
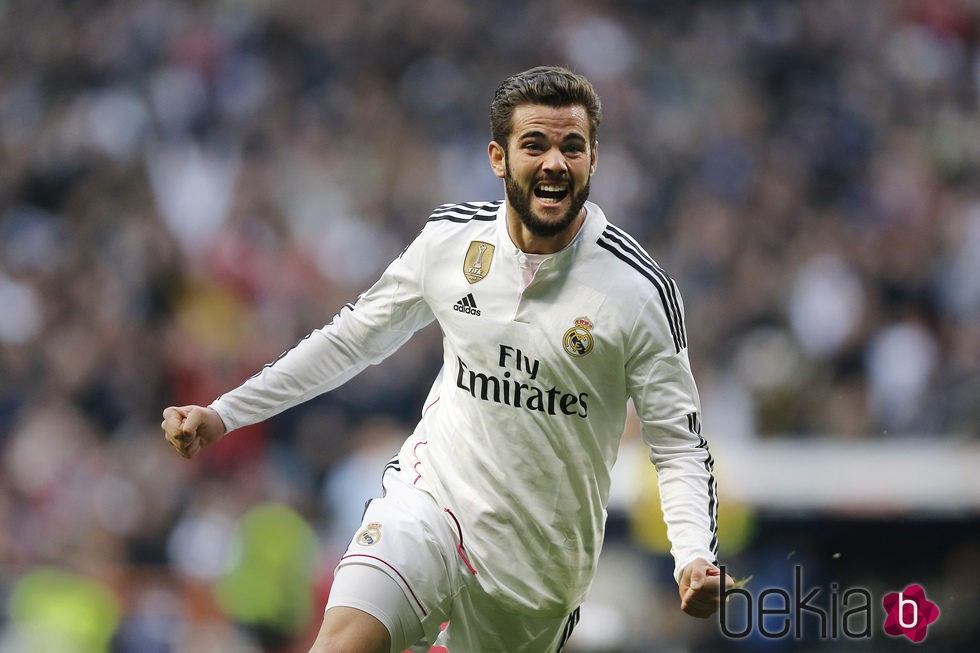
[
  {"left": 463, "top": 241, "right": 495, "bottom": 284},
  {"left": 563, "top": 317, "right": 595, "bottom": 357},
  {"left": 356, "top": 522, "right": 382, "bottom": 546}
]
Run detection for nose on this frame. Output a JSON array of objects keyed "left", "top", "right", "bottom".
[{"left": 542, "top": 147, "right": 568, "bottom": 174}]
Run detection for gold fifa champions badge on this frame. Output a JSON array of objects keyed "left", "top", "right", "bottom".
[
  {"left": 463, "top": 241, "right": 494, "bottom": 284},
  {"left": 356, "top": 522, "right": 382, "bottom": 546},
  {"left": 563, "top": 317, "right": 595, "bottom": 357}
]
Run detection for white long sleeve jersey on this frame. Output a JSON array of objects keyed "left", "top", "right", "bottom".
[{"left": 211, "top": 200, "right": 718, "bottom": 617}]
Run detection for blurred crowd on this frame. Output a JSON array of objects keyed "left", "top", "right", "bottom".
[{"left": 1, "top": 0, "right": 978, "bottom": 651}]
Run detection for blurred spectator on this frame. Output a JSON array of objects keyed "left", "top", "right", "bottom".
[
  {"left": 1, "top": 566, "right": 120, "bottom": 653},
  {"left": 214, "top": 503, "right": 318, "bottom": 652}
]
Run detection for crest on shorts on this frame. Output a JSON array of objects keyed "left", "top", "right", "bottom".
[
  {"left": 356, "top": 522, "right": 382, "bottom": 546},
  {"left": 463, "top": 241, "right": 494, "bottom": 284},
  {"left": 563, "top": 317, "right": 595, "bottom": 357}
]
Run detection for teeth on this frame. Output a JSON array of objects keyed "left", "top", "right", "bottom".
[{"left": 539, "top": 184, "right": 567, "bottom": 192}]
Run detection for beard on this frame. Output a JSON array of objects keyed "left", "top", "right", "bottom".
[{"left": 505, "top": 159, "right": 591, "bottom": 239}]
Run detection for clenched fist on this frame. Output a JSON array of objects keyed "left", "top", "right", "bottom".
[
  {"left": 679, "top": 557, "right": 734, "bottom": 618},
  {"left": 161, "top": 405, "right": 226, "bottom": 459}
]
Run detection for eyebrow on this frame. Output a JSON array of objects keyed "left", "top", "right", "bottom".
[{"left": 518, "top": 130, "right": 588, "bottom": 143}]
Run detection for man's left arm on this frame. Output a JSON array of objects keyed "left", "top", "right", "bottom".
[{"left": 628, "top": 340, "right": 724, "bottom": 615}]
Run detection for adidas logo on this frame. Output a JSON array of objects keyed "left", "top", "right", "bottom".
[{"left": 453, "top": 293, "right": 481, "bottom": 316}]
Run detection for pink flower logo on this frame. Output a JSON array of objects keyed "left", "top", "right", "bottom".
[{"left": 882, "top": 584, "right": 939, "bottom": 643}]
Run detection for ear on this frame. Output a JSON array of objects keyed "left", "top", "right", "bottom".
[
  {"left": 488, "top": 141, "right": 507, "bottom": 179},
  {"left": 590, "top": 140, "right": 598, "bottom": 176}
]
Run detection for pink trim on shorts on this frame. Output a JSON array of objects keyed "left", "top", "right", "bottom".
[{"left": 341, "top": 553, "right": 428, "bottom": 616}]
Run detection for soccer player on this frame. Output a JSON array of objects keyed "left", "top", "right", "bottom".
[{"left": 162, "top": 66, "right": 729, "bottom": 653}]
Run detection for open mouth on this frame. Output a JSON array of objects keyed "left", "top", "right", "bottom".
[{"left": 533, "top": 183, "right": 569, "bottom": 204}]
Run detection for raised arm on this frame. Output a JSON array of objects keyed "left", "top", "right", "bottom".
[{"left": 160, "top": 225, "right": 435, "bottom": 455}]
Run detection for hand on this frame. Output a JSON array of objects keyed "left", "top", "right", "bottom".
[
  {"left": 161, "top": 405, "right": 226, "bottom": 459},
  {"left": 678, "top": 557, "right": 732, "bottom": 618}
]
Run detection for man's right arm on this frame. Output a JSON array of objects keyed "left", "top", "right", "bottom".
[{"left": 161, "top": 226, "right": 435, "bottom": 455}]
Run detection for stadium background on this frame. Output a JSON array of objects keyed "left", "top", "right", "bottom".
[{"left": 0, "top": 0, "right": 978, "bottom": 651}]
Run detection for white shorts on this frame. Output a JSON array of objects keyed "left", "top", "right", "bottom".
[{"left": 327, "top": 462, "right": 580, "bottom": 653}]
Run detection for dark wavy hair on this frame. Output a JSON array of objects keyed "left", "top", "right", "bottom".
[{"left": 489, "top": 66, "right": 602, "bottom": 149}]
